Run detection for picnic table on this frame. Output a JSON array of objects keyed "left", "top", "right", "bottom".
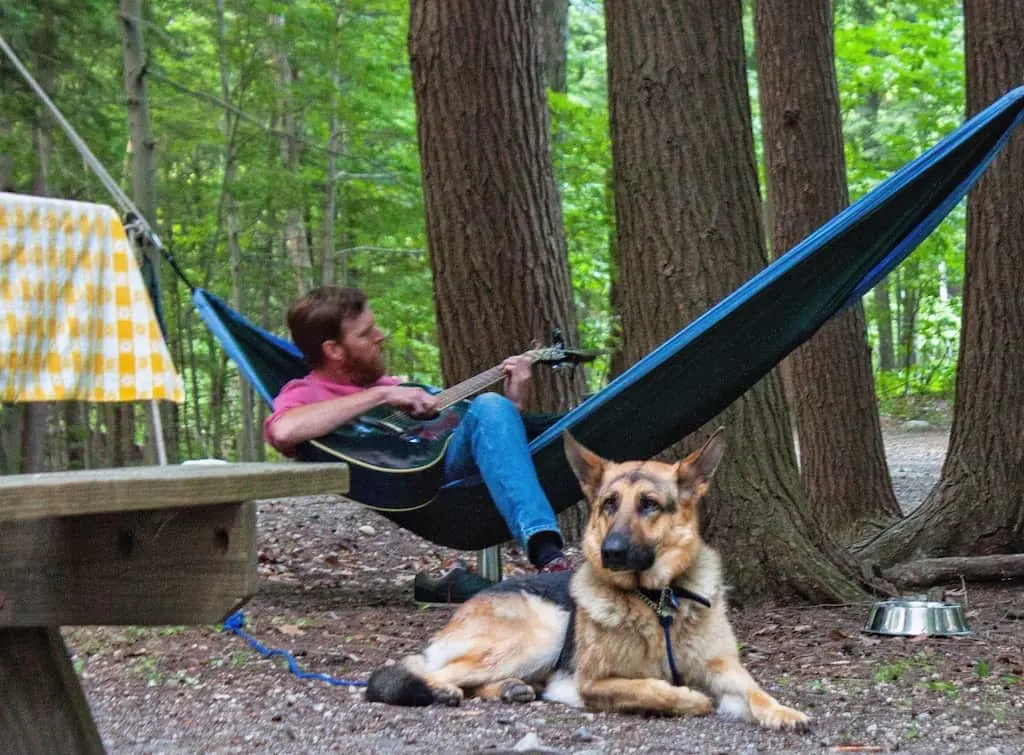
[{"left": 0, "top": 462, "right": 349, "bottom": 755}]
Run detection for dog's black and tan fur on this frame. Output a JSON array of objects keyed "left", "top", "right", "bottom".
[{"left": 366, "top": 429, "right": 809, "bottom": 730}]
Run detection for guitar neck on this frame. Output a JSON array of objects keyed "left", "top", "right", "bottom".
[{"left": 433, "top": 365, "right": 507, "bottom": 411}]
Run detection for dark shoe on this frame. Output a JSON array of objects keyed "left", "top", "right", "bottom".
[
  {"left": 537, "top": 555, "right": 572, "bottom": 574},
  {"left": 413, "top": 566, "right": 494, "bottom": 604}
]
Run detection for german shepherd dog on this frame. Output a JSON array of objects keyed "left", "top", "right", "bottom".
[{"left": 366, "top": 429, "right": 809, "bottom": 730}]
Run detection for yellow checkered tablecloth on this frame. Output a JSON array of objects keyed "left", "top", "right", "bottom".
[{"left": 0, "top": 192, "right": 184, "bottom": 403}]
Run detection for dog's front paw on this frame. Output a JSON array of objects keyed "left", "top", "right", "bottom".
[
  {"left": 432, "top": 685, "right": 463, "bottom": 707},
  {"left": 673, "top": 688, "right": 714, "bottom": 717},
  {"left": 756, "top": 703, "right": 810, "bottom": 731},
  {"left": 500, "top": 680, "right": 537, "bottom": 704}
]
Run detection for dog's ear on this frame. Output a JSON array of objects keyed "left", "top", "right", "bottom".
[
  {"left": 678, "top": 427, "right": 726, "bottom": 490},
  {"left": 562, "top": 430, "right": 607, "bottom": 498}
]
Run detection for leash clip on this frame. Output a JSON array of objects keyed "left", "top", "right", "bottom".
[{"left": 657, "top": 587, "right": 680, "bottom": 623}]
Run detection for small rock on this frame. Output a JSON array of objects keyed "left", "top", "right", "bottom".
[
  {"left": 358, "top": 525, "right": 376, "bottom": 536},
  {"left": 571, "top": 726, "right": 594, "bottom": 742},
  {"left": 902, "top": 419, "right": 932, "bottom": 431},
  {"left": 511, "top": 731, "right": 563, "bottom": 753}
]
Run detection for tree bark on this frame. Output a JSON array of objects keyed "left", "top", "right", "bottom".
[
  {"left": 538, "top": 0, "right": 569, "bottom": 93},
  {"left": 755, "top": 0, "right": 901, "bottom": 545},
  {"left": 215, "top": 0, "right": 254, "bottom": 461},
  {"left": 272, "top": 17, "right": 313, "bottom": 296},
  {"left": 873, "top": 280, "right": 896, "bottom": 371},
  {"left": 857, "top": 0, "right": 1024, "bottom": 564},
  {"left": 408, "top": 0, "right": 584, "bottom": 414},
  {"left": 120, "top": 0, "right": 162, "bottom": 466},
  {"left": 21, "top": 4, "right": 58, "bottom": 474},
  {"left": 604, "top": 0, "right": 868, "bottom": 603}
]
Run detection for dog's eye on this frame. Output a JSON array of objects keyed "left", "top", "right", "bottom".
[
  {"left": 600, "top": 494, "right": 618, "bottom": 516},
  {"left": 638, "top": 495, "right": 661, "bottom": 515}
]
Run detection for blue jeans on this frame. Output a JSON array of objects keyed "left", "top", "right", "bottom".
[{"left": 443, "top": 392, "right": 561, "bottom": 550}]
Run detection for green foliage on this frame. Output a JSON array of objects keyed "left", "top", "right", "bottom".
[
  {"left": 0, "top": 0, "right": 979, "bottom": 459},
  {"left": 836, "top": 0, "right": 967, "bottom": 410}
]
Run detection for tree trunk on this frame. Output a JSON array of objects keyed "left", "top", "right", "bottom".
[
  {"left": 272, "top": 24, "right": 313, "bottom": 296},
  {"left": 604, "top": 0, "right": 868, "bottom": 603},
  {"left": 215, "top": 0, "right": 254, "bottom": 462},
  {"left": 408, "top": 0, "right": 584, "bottom": 414},
  {"left": 120, "top": 0, "right": 161, "bottom": 466},
  {"left": 873, "top": 280, "right": 896, "bottom": 371},
  {"left": 857, "top": 0, "right": 1024, "bottom": 564},
  {"left": 21, "top": 5, "right": 58, "bottom": 474},
  {"left": 897, "top": 262, "right": 920, "bottom": 371},
  {"left": 538, "top": 0, "right": 569, "bottom": 93},
  {"left": 755, "top": 0, "right": 901, "bottom": 545},
  {"left": 321, "top": 8, "right": 344, "bottom": 286}
]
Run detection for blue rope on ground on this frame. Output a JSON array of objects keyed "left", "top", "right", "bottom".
[{"left": 222, "top": 610, "right": 367, "bottom": 688}]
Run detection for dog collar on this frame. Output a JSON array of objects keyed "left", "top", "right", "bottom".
[
  {"left": 635, "top": 585, "right": 712, "bottom": 615},
  {"left": 635, "top": 585, "right": 711, "bottom": 688}
]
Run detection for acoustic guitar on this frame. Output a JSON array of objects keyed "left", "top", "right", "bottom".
[{"left": 298, "top": 345, "right": 598, "bottom": 511}]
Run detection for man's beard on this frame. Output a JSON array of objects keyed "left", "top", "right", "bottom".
[{"left": 347, "top": 353, "right": 386, "bottom": 386}]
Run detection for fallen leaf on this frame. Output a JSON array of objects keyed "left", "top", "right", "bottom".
[
  {"left": 278, "top": 624, "right": 306, "bottom": 637},
  {"left": 828, "top": 628, "right": 853, "bottom": 641},
  {"left": 793, "top": 624, "right": 812, "bottom": 633}
]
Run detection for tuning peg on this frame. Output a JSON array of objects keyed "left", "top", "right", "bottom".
[{"left": 550, "top": 327, "right": 565, "bottom": 350}]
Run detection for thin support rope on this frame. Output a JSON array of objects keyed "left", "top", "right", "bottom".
[{"left": 0, "top": 34, "right": 197, "bottom": 291}]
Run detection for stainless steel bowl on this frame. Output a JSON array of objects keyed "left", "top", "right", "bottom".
[{"left": 862, "top": 599, "right": 972, "bottom": 637}]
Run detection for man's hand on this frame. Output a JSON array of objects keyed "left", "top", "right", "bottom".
[
  {"left": 501, "top": 354, "right": 535, "bottom": 409},
  {"left": 384, "top": 385, "right": 439, "bottom": 418}
]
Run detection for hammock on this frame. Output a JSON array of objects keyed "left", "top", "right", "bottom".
[{"left": 198, "top": 87, "right": 1024, "bottom": 550}]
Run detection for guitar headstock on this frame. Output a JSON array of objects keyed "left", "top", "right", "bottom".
[{"left": 525, "top": 346, "right": 602, "bottom": 367}]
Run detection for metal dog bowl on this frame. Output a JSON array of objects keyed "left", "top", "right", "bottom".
[{"left": 863, "top": 599, "right": 972, "bottom": 637}]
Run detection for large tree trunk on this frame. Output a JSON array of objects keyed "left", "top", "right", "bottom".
[
  {"left": 408, "top": 0, "right": 584, "bottom": 414},
  {"left": 857, "top": 0, "right": 1024, "bottom": 564},
  {"left": 755, "top": 0, "right": 901, "bottom": 545},
  {"left": 604, "top": 0, "right": 867, "bottom": 603}
]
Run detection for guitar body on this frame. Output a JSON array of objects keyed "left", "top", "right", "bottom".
[
  {"left": 330, "top": 388, "right": 471, "bottom": 471},
  {"left": 297, "top": 386, "right": 474, "bottom": 511}
]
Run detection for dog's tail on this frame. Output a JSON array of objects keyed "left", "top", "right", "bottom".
[{"left": 365, "top": 660, "right": 434, "bottom": 706}]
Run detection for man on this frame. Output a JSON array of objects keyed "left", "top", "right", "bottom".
[{"left": 264, "top": 286, "right": 570, "bottom": 599}]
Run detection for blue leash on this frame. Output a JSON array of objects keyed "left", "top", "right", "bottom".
[{"left": 222, "top": 610, "right": 367, "bottom": 688}]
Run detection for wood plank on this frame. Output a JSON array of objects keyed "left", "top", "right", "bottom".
[
  {"left": 0, "top": 462, "right": 349, "bottom": 522},
  {"left": 0, "top": 502, "right": 257, "bottom": 626},
  {"left": 0, "top": 627, "right": 105, "bottom": 754}
]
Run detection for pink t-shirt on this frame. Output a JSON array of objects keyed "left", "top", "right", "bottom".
[{"left": 264, "top": 372, "right": 401, "bottom": 455}]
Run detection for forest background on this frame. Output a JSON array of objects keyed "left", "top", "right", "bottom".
[{"left": 2, "top": 0, "right": 1021, "bottom": 604}]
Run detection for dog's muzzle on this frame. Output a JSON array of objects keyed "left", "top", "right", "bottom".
[{"left": 601, "top": 532, "right": 655, "bottom": 572}]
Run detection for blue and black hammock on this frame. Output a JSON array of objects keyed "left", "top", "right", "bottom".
[{"left": 194, "top": 87, "right": 1024, "bottom": 551}]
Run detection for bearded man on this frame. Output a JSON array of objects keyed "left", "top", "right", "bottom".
[{"left": 265, "top": 286, "right": 569, "bottom": 600}]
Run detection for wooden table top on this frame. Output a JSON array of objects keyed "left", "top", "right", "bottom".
[{"left": 0, "top": 462, "right": 350, "bottom": 522}]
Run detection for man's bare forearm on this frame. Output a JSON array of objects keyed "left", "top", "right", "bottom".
[{"left": 268, "top": 386, "right": 390, "bottom": 449}]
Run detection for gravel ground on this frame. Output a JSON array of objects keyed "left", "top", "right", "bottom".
[{"left": 68, "top": 424, "right": 1024, "bottom": 754}]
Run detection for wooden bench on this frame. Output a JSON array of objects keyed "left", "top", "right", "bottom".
[{"left": 0, "top": 462, "right": 349, "bottom": 755}]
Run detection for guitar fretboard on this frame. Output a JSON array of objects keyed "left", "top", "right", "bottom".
[{"left": 433, "top": 365, "right": 506, "bottom": 410}]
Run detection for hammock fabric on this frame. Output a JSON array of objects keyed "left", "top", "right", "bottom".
[{"left": 196, "top": 87, "right": 1024, "bottom": 551}]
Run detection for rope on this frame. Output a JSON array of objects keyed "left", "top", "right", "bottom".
[
  {"left": 0, "top": 35, "right": 142, "bottom": 224},
  {"left": 222, "top": 610, "right": 368, "bottom": 688},
  {"left": 0, "top": 34, "right": 196, "bottom": 291}
]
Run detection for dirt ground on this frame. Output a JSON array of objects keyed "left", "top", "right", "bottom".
[{"left": 69, "top": 424, "right": 1024, "bottom": 754}]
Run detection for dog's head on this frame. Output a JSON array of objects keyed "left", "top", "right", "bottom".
[{"left": 562, "top": 429, "right": 725, "bottom": 590}]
